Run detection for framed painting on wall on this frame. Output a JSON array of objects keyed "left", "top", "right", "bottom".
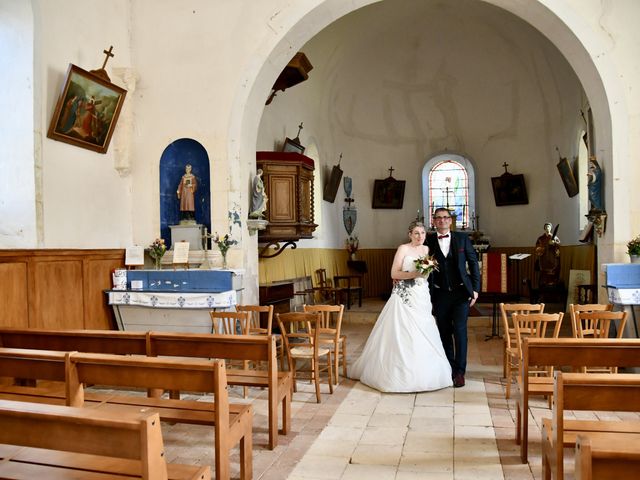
[
  {"left": 491, "top": 173, "right": 528, "bottom": 206},
  {"left": 556, "top": 156, "right": 579, "bottom": 197},
  {"left": 372, "top": 177, "right": 406, "bottom": 209},
  {"left": 47, "top": 64, "right": 127, "bottom": 154}
]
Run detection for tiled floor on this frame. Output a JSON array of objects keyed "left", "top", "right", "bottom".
[{"left": 158, "top": 300, "right": 625, "bottom": 479}]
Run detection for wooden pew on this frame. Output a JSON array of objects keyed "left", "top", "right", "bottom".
[
  {"left": 574, "top": 433, "right": 640, "bottom": 480},
  {"left": 541, "top": 372, "right": 640, "bottom": 480},
  {"left": 0, "top": 327, "right": 291, "bottom": 449},
  {"left": 0, "top": 398, "right": 210, "bottom": 480},
  {"left": 0, "top": 347, "right": 252, "bottom": 480},
  {"left": 515, "top": 338, "right": 640, "bottom": 463}
]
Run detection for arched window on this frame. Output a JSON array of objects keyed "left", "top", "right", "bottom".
[{"left": 422, "top": 153, "right": 476, "bottom": 230}]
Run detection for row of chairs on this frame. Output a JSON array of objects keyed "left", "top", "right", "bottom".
[
  {"left": 500, "top": 302, "right": 628, "bottom": 399},
  {"left": 297, "top": 268, "right": 364, "bottom": 309},
  {"left": 210, "top": 303, "right": 347, "bottom": 403}
]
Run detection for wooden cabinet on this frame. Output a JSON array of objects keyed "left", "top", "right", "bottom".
[{"left": 257, "top": 151, "right": 317, "bottom": 241}]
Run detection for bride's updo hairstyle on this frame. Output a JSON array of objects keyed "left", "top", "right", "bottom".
[{"left": 408, "top": 221, "right": 425, "bottom": 232}]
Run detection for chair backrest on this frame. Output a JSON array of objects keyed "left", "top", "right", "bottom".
[
  {"left": 275, "top": 312, "right": 322, "bottom": 365},
  {"left": 302, "top": 304, "right": 345, "bottom": 339},
  {"left": 316, "top": 269, "right": 331, "bottom": 288},
  {"left": 236, "top": 304, "right": 274, "bottom": 335},
  {"left": 499, "top": 303, "right": 545, "bottom": 348},
  {"left": 569, "top": 303, "right": 613, "bottom": 337},
  {"left": 210, "top": 311, "right": 250, "bottom": 335},
  {"left": 575, "top": 310, "right": 627, "bottom": 339},
  {"left": 513, "top": 312, "right": 564, "bottom": 353}
]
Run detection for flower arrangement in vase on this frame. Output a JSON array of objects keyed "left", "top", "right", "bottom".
[
  {"left": 148, "top": 238, "right": 166, "bottom": 270},
  {"left": 213, "top": 232, "right": 237, "bottom": 269},
  {"left": 627, "top": 235, "right": 640, "bottom": 263},
  {"left": 346, "top": 236, "right": 359, "bottom": 260}
]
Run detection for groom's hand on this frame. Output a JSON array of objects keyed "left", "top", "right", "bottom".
[{"left": 469, "top": 291, "right": 478, "bottom": 307}]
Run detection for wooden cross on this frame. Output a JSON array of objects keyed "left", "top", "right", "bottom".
[
  {"left": 101, "top": 46, "right": 115, "bottom": 70},
  {"left": 338, "top": 153, "right": 342, "bottom": 165},
  {"left": 388, "top": 166, "right": 395, "bottom": 177},
  {"left": 344, "top": 196, "right": 354, "bottom": 208},
  {"left": 296, "top": 122, "right": 304, "bottom": 137},
  {"left": 502, "top": 162, "right": 510, "bottom": 173}
]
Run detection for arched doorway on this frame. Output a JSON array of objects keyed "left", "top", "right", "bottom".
[{"left": 228, "top": 0, "right": 627, "bottom": 299}]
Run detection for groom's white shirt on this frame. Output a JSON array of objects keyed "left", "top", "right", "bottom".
[{"left": 438, "top": 230, "right": 451, "bottom": 257}]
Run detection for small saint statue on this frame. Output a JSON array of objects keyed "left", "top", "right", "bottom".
[
  {"left": 587, "top": 156, "right": 603, "bottom": 211},
  {"left": 534, "top": 222, "right": 561, "bottom": 287},
  {"left": 249, "top": 169, "right": 268, "bottom": 219},
  {"left": 177, "top": 164, "right": 198, "bottom": 223}
]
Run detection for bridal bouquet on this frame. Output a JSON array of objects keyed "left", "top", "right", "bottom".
[{"left": 414, "top": 254, "right": 438, "bottom": 277}]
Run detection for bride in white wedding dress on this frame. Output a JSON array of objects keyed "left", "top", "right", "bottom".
[{"left": 350, "top": 221, "right": 453, "bottom": 392}]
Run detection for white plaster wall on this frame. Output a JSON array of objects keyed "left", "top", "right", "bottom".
[
  {"left": 35, "top": 0, "right": 132, "bottom": 247},
  {"left": 0, "top": 0, "right": 36, "bottom": 247},
  {"left": 3, "top": 0, "right": 638, "bottom": 283},
  {"left": 259, "top": 0, "right": 586, "bottom": 248}
]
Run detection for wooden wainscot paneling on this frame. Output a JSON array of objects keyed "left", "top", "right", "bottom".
[
  {"left": 0, "top": 249, "right": 125, "bottom": 330},
  {"left": 0, "top": 261, "right": 29, "bottom": 327}
]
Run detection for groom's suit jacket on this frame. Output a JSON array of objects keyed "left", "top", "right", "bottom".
[{"left": 426, "top": 231, "right": 480, "bottom": 299}]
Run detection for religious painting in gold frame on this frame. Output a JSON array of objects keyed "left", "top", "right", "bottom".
[{"left": 47, "top": 64, "right": 127, "bottom": 154}]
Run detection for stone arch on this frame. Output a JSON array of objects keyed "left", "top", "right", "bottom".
[{"left": 228, "top": 0, "right": 626, "bottom": 285}]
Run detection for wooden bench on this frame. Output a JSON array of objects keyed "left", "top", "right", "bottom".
[
  {"left": 516, "top": 338, "right": 640, "bottom": 463},
  {"left": 0, "top": 347, "right": 252, "bottom": 480},
  {"left": 0, "top": 327, "right": 291, "bottom": 449},
  {"left": 541, "top": 372, "right": 640, "bottom": 480},
  {"left": 574, "top": 433, "right": 640, "bottom": 480},
  {"left": 0, "top": 398, "right": 210, "bottom": 480}
]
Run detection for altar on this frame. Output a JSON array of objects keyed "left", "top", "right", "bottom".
[{"left": 106, "top": 269, "right": 243, "bottom": 333}]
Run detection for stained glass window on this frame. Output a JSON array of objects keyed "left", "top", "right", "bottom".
[{"left": 422, "top": 154, "right": 476, "bottom": 230}]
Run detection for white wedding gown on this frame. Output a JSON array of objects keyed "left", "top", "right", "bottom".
[{"left": 350, "top": 255, "right": 453, "bottom": 392}]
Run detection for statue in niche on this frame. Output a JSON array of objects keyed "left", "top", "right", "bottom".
[
  {"left": 249, "top": 169, "right": 268, "bottom": 219},
  {"left": 176, "top": 164, "right": 198, "bottom": 223},
  {"left": 534, "top": 222, "right": 561, "bottom": 287},
  {"left": 587, "top": 156, "right": 603, "bottom": 211}
]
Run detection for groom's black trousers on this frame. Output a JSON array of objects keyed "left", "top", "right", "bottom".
[{"left": 431, "top": 285, "right": 470, "bottom": 375}]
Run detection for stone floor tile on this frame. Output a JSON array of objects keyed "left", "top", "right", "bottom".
[
  {"left": 359, "top": 426, "right": 408, "bottom": 446},
  {"left": 396, "top": 472, "right": 454, "bottom": 480},
  {"left": 340, "top": 464, "right": 397, "bottom": 480},
  {"left": 399, "top": 451, "right": 454, "bottom": 472},
  {"left": 350, "top": 444, "right": 403, "bottom": 465},
  {"left": 290, "top": 454, "right": 349, "bottom": 479},
  {"left": 368, "top": 412, "right": 411, "bottom": 427},
  {"left": 306, "top": 438, "right": 358, "bottom": 458}
]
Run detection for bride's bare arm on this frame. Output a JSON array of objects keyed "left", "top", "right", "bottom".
[{"left": 390, "top": 244, "right": 421, "bottom": 280}]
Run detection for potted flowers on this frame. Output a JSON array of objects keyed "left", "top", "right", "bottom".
[
  {"left": 148, "top": 238, "right": 166, "bottom": 270},
  {"left": 346, "top": 236, "right": 359, "bottom": 260},
  {"left": 213, "top": 232, "right": 237, "bottom": 269},
  {"left": 627, "top": 235, "right": 640, "bottom": 263}
]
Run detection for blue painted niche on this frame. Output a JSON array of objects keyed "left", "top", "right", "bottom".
[{"left": 159, "top": 138, "right": 211, "bottom": 248}]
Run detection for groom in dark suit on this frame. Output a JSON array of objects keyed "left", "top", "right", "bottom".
[{"left": 426, "top": 208, "right": 480, "bottom": 387}]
